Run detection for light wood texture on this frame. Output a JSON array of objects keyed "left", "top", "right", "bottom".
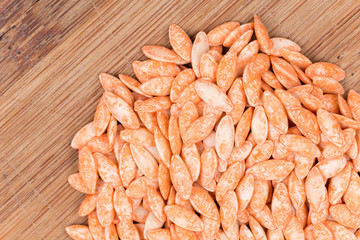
[{"left": 0, "top": 0, "right": 359, "bottom": 239}]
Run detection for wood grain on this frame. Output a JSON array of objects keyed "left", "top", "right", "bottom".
[{"left": 0, "top": 0, "right": 359, "bottom": 239}]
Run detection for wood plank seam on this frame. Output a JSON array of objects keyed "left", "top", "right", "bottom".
[
  {"left": 0, "top": 163, "right": 46, "bottom": 240},
  {"left": 0, "top": 159, "right": 67, "bottom": 240},
  {"left": 90, "top": 0, "right": 134, "bottom": 67},
  {"left": 1, "top": 159, "right": 62, "bottom": 219}
]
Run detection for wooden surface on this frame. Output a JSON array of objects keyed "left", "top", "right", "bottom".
[{"left": 0, "top": 0, "right": 359, "bottom": 239}]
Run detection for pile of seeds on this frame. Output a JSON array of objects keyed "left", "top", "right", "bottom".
[{"left": 66, "top": 14, "right": 360, "bottom": 240}]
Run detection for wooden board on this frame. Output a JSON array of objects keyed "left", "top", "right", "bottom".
[{"left": 0, "top": 0, "right": 359, "bottom": 239}]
